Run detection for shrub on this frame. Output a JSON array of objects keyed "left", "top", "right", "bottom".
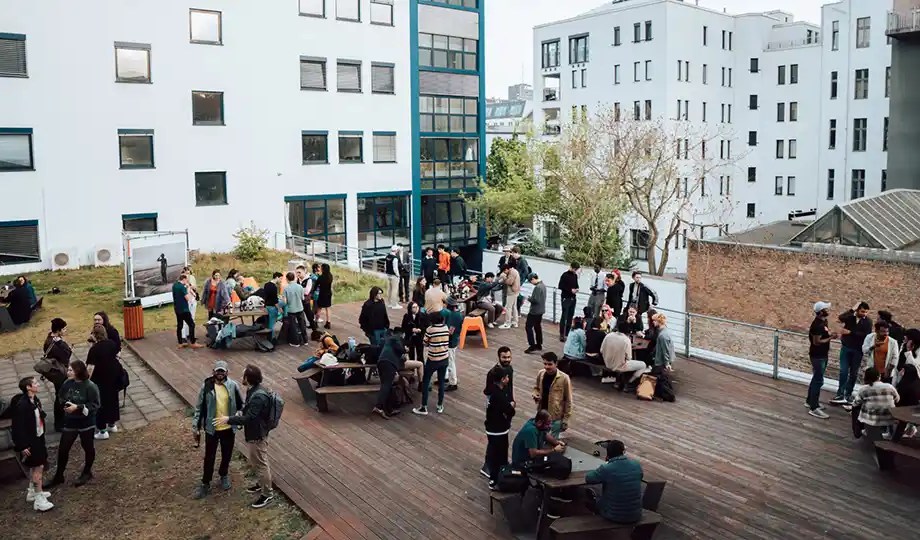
[{"left": 233, "top": 222, "right": 270, "bottom": 262}]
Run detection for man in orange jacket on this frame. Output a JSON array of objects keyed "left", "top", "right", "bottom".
[{"left": 437, "top": 245, "right": 451, "bottom": 290}]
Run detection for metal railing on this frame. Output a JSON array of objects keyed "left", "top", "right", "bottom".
[
  {"left": 888, "top": 10, "right": 920, "bottom": 35},
  {"left": 765, "top": 37, "right": 820, "bottom": 51}
]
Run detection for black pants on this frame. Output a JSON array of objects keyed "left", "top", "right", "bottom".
[
  {"left": 52, "top": 381, "right": 65, "bottom": 432},
  {"left": 202, "top": 429, "right": 235, "bottom": 484},
  {"left": 176, "top": 311, "right": 196, "bottom": 344},
  {"left": 486, "top": 433, "right": 509, "bottom": 482},
  {"left": 559, "top": 297, "right": 576, "bottom": 339},
  {"left": 407, "top": 338, "right": 424, "bottom": 361},
  {"left": 525, "top": 313, "right": 543, "bottom": 347},
  {"left": 375, "top": 362, "right": 398, "bottom": 410},
  {"left": 56, "top": 429, "right": 95, "bottom": 477},
  {"left": 290, "top": 311, "right": 309, "bottom": 340},
  {"left": 399, "top": 273, "right": 411, "bottom": 302}
]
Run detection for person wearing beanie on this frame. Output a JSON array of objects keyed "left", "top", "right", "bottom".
[
  {"left": 42, "top": 318, "right": 72, "bottom": 432},
  {"left": 192, "top": 360, "right": 244, "bottom": 499}
]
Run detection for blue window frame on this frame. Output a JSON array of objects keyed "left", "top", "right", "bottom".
[
  {"left": 358, "top": 194, "right": 410, "bottom": 254},
  {"left": 122, "top": 213, "right": 158, "bottom": 232},
  {"left": 421, "top": 195, "right": 478, "bottom": 247},
  {"left": 420, "top": 95, "right": 477, "bottom": 134},
  {"left": 420, "top": 0, "right": 478, "bottom": 10},
  {"left": 419, "top": 33, "right": 477, "bottom": 71},
  {"left": 0, "top": 127, "right": 34, "bottom": 171},
  {"left": 0, "top": 219, "right": 40, "bottom": 264},
  {"left": 420, "top": 137, "right": 479, "bottom": 190},
  {"left": 286, "top": 195, "right": 347, "bottom": 246}
]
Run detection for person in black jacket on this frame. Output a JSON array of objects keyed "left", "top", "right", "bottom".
[
  {"left": 617, "top": 304, "right": 644, "bottom": 335},
  {"left": 557, "top": 262, "right": 580, "bottom": 342},
  {"left": 626, "top": 271, "right": 658, "bottom": 315},
  {"left": 420, "top": 247, "right": 438, "bottom": 289},
  {"left": 216, "top": 365, "right": 274, "bottom": 509},
  {"left": 3, "top": 276, "right": 33, "bottom": 326},
  {"left": 42, "top": 318, "right": 72, "bottom": 432},
  {"left": 11, "top": 376, "right": 54, "bottom": 512},
  {"left": 401, "top": 302, "right": 428, "bottom": 362},
  {"left": 87, "top": 324, "right": 123, "bottom": 439},
  {"left": 877, "top": 311, "right": 904, "bottom": 348},
  {"left": 481, "top": 346, "right": 515, "bottom": 478},
  {"left": 373, "top": 329, "right": 407, "bottom": 419},
  {"left": 358, "top": 286, "right": 389, "bottom": 345},
  {"left": 606, "top": 271, "right": 625, "bottom": 318},
  {"left": 92, "top": 311, "right": 122, "bottom": 353},
  {"left": 484, "top": 365, "right": 516, "bottom": 487}
]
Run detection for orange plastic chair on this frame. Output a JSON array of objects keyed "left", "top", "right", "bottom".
[{"left": 459, "top": 315, "right": 488, "bottom": 349}]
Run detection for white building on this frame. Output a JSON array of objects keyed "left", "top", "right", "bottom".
[
  {"left": 0, "top": 0, "right": 486, "bottom": 273},
  {"left": 532, "top": 0, "right": 891, "bottom": 273}
]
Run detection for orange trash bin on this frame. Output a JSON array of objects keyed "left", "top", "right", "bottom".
[{"left": 123, "top": 297, "right": 144, "bottom": 340}]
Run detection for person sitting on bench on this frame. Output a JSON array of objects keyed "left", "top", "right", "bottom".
[
  {"left": 616, "top": 304, "right": 644, "bottom": 336},
  {"left": 853, "top": 367, "right": 900, "bottom": 438},
  {"left": 510, "top": 409, "right": 565, "bottom": 470},
  {"left": 600, "top": 327, "right": 650, "bottom": 389},
  {"left": 584, "top": 439, "right": 643, "bottom": 525},
  {"left": 297, "top": 332, "right": 339, "bottom": 373},
  {"left": 3, "top": 276, "right": 33, "bottom": 325},
  {"left": 562, "top": 317, "right": 587, "bottom": 370},
  {"left": 584, "top": 319, "right": 605, "bottom": 367},
  {"left": 472, "top": 273, "right": 502, "bottom": 327}
]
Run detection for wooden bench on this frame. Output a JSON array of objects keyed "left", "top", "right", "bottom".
[
  {"left": 0, "top": 296, "right": 42, "bottom": 333},
  {"left": 294, "top": 363, "right": 415, "bottom": 412},
  {"left": 550, "top": 511, "right": 662, "bottom": 540},
  {"left": 874, "top": 440, "right": 920, "bottom": 471}
]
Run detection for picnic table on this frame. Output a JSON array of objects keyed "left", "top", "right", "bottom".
[
  {"left": 874, "top": 406, "right": 920, "bottom": 470},
  {"left": 226, "top": 309, "right": 267, "bottom": 325},
  {"left": 293, "top": 360, "right": 415, "bottom": 413}
]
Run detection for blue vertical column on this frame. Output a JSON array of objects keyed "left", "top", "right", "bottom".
[
  {"left": 410, "top": 0, "right": 423, "bottom": 260},
  {"left": 477, "top": 0, "right": 487, "bottom": 249}
]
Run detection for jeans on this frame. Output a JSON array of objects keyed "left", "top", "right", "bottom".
[
  {"left": 366, "top": 329, "right": 387, "bottom": 346},
  {"left": 176, "top": 311, "right": 196, "bottom": 344},
  {"left": 613, "top": 360, "right": 651, "bottom": 382},
  {"left": 559, "top": 297, "right": 576, "bottom": 338},
  {"left": 807, "top": 356, "right": 827, "bottom": 410},
  {"left": 56, "top": 429, "right": 95, "bottom": 477},
  {"left": 289, "top": 311, "right": 309, "bottom": 342},
  {"left": 297, "top": 356, "right": 319, "bottom": 372},
  {"left": 421, "top": 359, "right": 449, "bottom": 407},
  {"left": 525, "top": 313, "right": 543, "bottom": 348},
  {"left": 375, "top": 362, "right": 398, "bottom": 409},
  {"left": 836, "top": 346, "right": 862, "bottom": 402},
  {"left": 202, "top": 429, "right": 235, "bottom": 484},
  {"left": 486, "top": 433, "right": 510, "bottom": 482},
  {"left": 249, "top": 438, "right": 272, "bottom": 496}
]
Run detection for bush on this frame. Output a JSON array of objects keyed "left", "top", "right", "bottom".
[{"left": 233, "top": 222, "right": 270, "bottom": 262}]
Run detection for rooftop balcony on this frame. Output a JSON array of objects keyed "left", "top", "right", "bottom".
[{"left": 887, "top": 10, "right": 920, "bottom": 40}]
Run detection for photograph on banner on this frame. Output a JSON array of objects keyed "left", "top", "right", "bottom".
[{"left": 126, "top": 232, "right": 188, "bottom": 307}]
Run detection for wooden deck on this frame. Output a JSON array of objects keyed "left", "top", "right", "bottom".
[{"left": 129, "top": 302, "right": 919, "bottom": 540}]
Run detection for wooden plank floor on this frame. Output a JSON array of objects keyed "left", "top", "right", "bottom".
[{"left": 129, "top": 302, "right": 920, "bottom": 540}]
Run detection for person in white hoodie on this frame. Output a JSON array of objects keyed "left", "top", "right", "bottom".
[{"left": 861, "top": 320, "right": 900, "bottom": 389}]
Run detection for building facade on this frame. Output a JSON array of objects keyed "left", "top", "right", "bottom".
[
  {"left": 885, "top": 0, "right": 920, "bottom": 191},
  {"left": 0, "top": 0, "right": 485, "bottom": 273}
]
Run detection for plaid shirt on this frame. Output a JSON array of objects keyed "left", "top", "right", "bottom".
[{"left": 854, "top": 382, "right": 901, "bottom": 426}]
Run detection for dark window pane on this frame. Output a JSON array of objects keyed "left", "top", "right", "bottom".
[
  {"left": 195, "top": 172, "right": 227, "bottom": 206},
  {"left": 192, "top": 91, "right": 223, "bottom": 125},
  {"left": 302, "top": 134, "right": 328, "bottom": 163}
]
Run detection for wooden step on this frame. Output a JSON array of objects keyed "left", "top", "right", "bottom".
[{"left": 315, "top": 384, "right": 380, "bottom": 395}]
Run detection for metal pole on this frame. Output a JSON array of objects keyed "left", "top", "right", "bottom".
[
  {"left": 552, "top": 289, "right": 557, "bottom": 323},
  {"left": 684, "top": 313, "right": 691, "bottom": 358},
  {"left": 772, "top": 330, "right": 780, "bottom": 380}
]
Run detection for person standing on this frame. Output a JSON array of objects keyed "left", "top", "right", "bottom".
[
  {"left": 651, "top": 313, "right": 675, "bottom": 374},
  {"left": 11, "top": 376, "right": 54, "bottom": 512},
  {"left": 87, "top": 324, "right": 122, "bottom": 440},
  {"left": 606, "top": 271, "right": 625, "bottom": 318},
  {"left": 509, "top": 247, "right": 530, "bottom": 313},
  {"left": 587, "top": 265, "right": 607, "bottom": 319},
  {"left": 174, "top": 274, "right": 204, "bottom": 350},
  {"left": 481, "top": 347, "right": 515, "bottom": 478},
  {"left": 421, "top": 247, "right": 438, "bottom": 289},
  {"left": 315, "top": 264, "right": 334, "bottom": 329},
  {"left": 806, "top": 302, "right": 835, "bottom": 419},
  {"left": 358, "top": 286, "right": 389, "bottom": 346},
  {"left": 201, "top": 270, "right": 230, "bottom": 319},
  {"left": 181, "top": 266, "right": 199, "bottom": 340},
  {"left": 262, "top": 272, "right": 283, "bottom": 343},
  {"left": 412, "top": 277, "right": 427, "bottom": 307},
  {"left": 877, "top": 311, "right": 905, "bottom": 349},
  {"left": 157, "top": 253, "right": 168, "bottom": 285},
  {"left": 424, "top": 279, "right": 448, "bottom": 314},
  {"left": 372, "top": 330, "right": 407, "bottom": 419},
  {"left": 93, "top": 311, "right": 122, "bottom": 353},
  {"left": 436, "top": 245, "right": 451, "bottom": 289},
  {"left": 441, "top": 297, "right": 464, "bottom": 391},
  {"left": 484, "top": 365, "right": 516, "bottom": 488},
  {"left": 498, "top": 264, "right": 521, "bottom": 329},
  {"left": 831, "top": 302, "right": 873, "bottom": 406},
  {"left": 42, "top": 318, "right": 72, "bottom": 432},
  {"left": 627, "top": 272, "right": 658, "bottom": 315},
  {"left": 384, "top": 245, "right": 403, "bottom": 309},
  {"left": 402, "top": 302, "right": 428, "bottom": 363},
  {"left": 557, "top": 262, "right": 580, "bottom": 342},
  {"left": 524, "top": 274, "right": 546, "bottom": 354},
  {"left": 294, "top": 265, "right": 317, "bottom": 333},
  {"left": 281, "top": 272, "right": 308, "bottom": 347},
  {"left": 531, "top": 352, "right": 574, "bottom": 437},
  {"left": 413, "top": 312, "right": 451, "bottom": 415},
  {"left": 861, "top": 321, "right": 899, "bottom": 390},
  {"left": 449, "top": 248, "right": 468, "bottom": 287},
  {"left": 47, "top": 360, "right": 100, "bottom": 488},
  {"left": 193, "top": 360, "right": 244, "bottom": 499},
  {"left": 215, "top": 364, "right": 274, "bottom": 509},
  {"left": 397, "top": 244, "right": 411, "bottom": 304}
]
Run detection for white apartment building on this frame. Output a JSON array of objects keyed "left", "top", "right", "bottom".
[
  {"left": 532, "top": 0, "right": 891, "bottom": 273},
  {"left": 0, "top": 0, "right": 487, "bottom": 273}
]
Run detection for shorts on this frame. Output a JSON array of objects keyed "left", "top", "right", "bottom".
[{"left": 20, "top": 435, "right": 48, "bottom": 468}]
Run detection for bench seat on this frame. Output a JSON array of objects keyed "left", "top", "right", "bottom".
[
  {"left": 550, "top": 511, "right": 662, "bottom": 540},
  {"left": 315, "top": 384, "right": 380, "bottom": 395},
  {"left": 874, "top": 440, "right": 920, "bottom": 470}
]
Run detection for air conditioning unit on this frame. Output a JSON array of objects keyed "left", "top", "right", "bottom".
[
  {"left": 94, "top": 245, "right": 119, "bottom": 267},
  {"left": 50, "top": 248, "right": 80, "bottom": 270}
]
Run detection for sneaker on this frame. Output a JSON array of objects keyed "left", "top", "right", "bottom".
[
  {"left": 33, "top": 493, "right": 53, "bottom": 512},
  {"left": 324, "top": 322, "right": 331, "bottom": 330},
  {"left": 498, "top": 324, "right": 511, "bottom": 329},
  {"left": 251, "top": 494, "right": 274, "bottom": 509},
  {"left": 412, "top": 406, "right": 429, "bottom": 416},
  {"left": 177, "top": 343, "right": 189, "bottom": 349},
  {"left": 94, "top": 431, "right": 110, "bottom": 440},
  {"left": 372, "top": 407, "right": 390, "bottom": 420},
  {"left": 194, "top": 484, "right": 210, "bottom": 499},
  {"left": 600, "top": 376, "right": 617, "bottom": 384},
  {"left": 479, "top": 467, "right": 490, "bottom": 479},
  {"left": 390, "top": 305, "right": 402, "bottom": 310},
  {"left": 905, "top": 425, "right": 918, "bottom": 438},
  {"left": 289, "top": 343, "right": 302, "bottom": 348},
  {"left": 488, "top": 481, "right": 498, "bottom": 491},
  {"left": 842, "top": 404, "right": 853, "bottom": 412},
  {"left": 488, "top": 323, "right": 495, "bottom": 329},
  {"left": 882, "top": 431, "right": 893, "bottom": 441},
  {"left": 808, "top": 408, "right": 830, "bottom": 419},
  {"left": 446, "top": 384, "right": 458, "bottom": 392},
  {"left": 559, "top": 336, "right": 566, "bottom": 342},
  {"left": 524, "top": 346, "right": 537, "bottom": 354},
  {"left": 245, "top": 484, "right": 262, "bottom": 494},
  {"left": 829, "top": 397, "right": 848, "bottom": 405},
  {"left": 74, "top": 472, "right": 93, "bottom": 487},
  {"left": 436, "top": 405, "right": 445, "bottom": 414},
  {"left": 108, "top": 424, "right": 119, "bottom": 433},
  {"left": 26, "top": 487, "right": 51, "bottom": 502},
  {"left": 512, "top": 323, "right": 519, "bottom": 328},
  {"left": 220, "top": 476, "right": 231, "bottom": 490}
]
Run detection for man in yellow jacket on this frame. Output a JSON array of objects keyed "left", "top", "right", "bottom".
[{"left": 531, "top": 352, "right": 574, "bottom": 437}]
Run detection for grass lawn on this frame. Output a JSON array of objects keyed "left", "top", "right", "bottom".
[
  {"left": 0, "top": 413, "right": 312, "bottom": 540},
  {"left": 0, "top": 250, "right": 384, "bottom": 357}
]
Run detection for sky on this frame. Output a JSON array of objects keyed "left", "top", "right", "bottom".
[{"left": 484, "top": 0, "right": 826, "bottom": 99}]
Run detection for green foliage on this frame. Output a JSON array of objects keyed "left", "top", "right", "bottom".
[
  {"left": 516, "top": 235, "right": 546, "bottom": 257},
  {"left": 469, "top": 137, "right": 544, "bottom": 238},
  {"left": 232, "top": 221, "right": 270, "bottom": 262}
]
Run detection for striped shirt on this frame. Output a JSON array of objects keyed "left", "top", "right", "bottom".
[{"left": 424, "top": 323, "right": 451, "bottom": 362}]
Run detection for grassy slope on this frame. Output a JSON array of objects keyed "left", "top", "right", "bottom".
[{"left": 0, "top": 250, "right": 383, "bottom": 356}]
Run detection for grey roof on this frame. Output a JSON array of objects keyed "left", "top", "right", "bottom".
[
  {"left": 836, "top": 189, "right": 920, "bottom": 250},
  {"left": 718, "top": 220, "right": 810, "bottom": 247}
]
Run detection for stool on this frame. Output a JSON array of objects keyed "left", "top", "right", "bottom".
[{"left": 459, "top": 315, "right": 488, "bottom": 349}]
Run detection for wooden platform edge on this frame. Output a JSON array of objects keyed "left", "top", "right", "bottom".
[{"left": 300, "top": 525, "right": 332, "bottom": 540}]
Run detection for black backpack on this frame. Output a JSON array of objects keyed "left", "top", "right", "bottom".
[
  {"left": 255, "top": 339, "right": 275, "bottom": 353},
  {"left": 496, "top": 465, "right": 528, "bottom": 493}
]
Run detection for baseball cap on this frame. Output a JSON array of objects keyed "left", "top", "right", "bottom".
[
  {"left": 813, "top": 301, "right": 831, "bottom": 314},
  {"left": 213, "top": 360, "right": 229, "bottom": 372}
]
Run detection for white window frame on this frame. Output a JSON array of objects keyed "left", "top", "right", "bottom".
[
  {"left": 299, "top": 0, "right": 325, "bottom": 17},
  {"left": 336, "top": 0, "right": 361, "bottom": 22},
  {"left": 114, "top": 42, "right": 151, "bottom": 83},
  {"left": 372, "top": 132, "right": 397, "bottom": 163},
  {"left": 189, "top": 9, "right": 222, "bottom": 45}
]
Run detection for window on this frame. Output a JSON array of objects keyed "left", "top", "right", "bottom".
[
  {"left": 371, "top": 63, "right": 395, "bottom": 94},
  {"left": 336, "top": 60, "right": 362, "bottom": 92},
  {"left": 299, "top": 0, "right": 325, "bottom": 17},
  {"left": 419, "top": 137, "right": 479, "bottom": 190},
  {"left": 747, "top": 167, "right": 756, "bottom": 183},
  {"left": 746, "top": 203, "right": 755, "bottom": 218},
  {"left": 336, "top": 0, "right": 360, "bottom": 21},
  {"left": 882, "top": 169, "right": 888, "bottom": 192},
  {"left": 776, "top": 103, "right": 785, "bottom": 122},
  {"left": 829, "top": 119, "right": 837, "bottom": 149},
  {"left": 0, "top": 34, "right": 27, "bottom": 77},
  {"left": 118, "top": 129, "right": 154, "bottom": 169},
  {"left": 0, "top": 128, "right": 33, "bottom": 171},
  {"left": 300, "top": 57, "right": 327, "bottom": 90},
  {"left": 749, "top": 95, "right": 758, "bottom": 110},
  {"left": 580, "top": 105, "right": 587, "bottom": 122},
  {"left": 644, "top": 100, "right": 652, "bottom": 120},
  {"left": 571, "top": 71, "right": 577, "bottom": 89},
  {"left": 189, "top": 9, "right": 221, "bottom": 44},
  {"left": 700, "top": 177, "right": 707, "bottom": 197},
  {"left": 645, "top": 60, "right": 651, "bottom": 81},
  {"left": 701, "top": 140, "right": 706, "bottom": 159},
  {"left": 883, "top": 117, "right": 889, "bottom": 151},
  {"left": 719, "top": 176, "right": 731, "bottom": 196},
  {"left": 122, "top": 214, "right": 158, "bottom": 233},
  {"left": 569, "top": 35, "right": 588, "bottom": 64},
  {"left": 645, "top": 21, "right": 652, "bottom": 41},
  {"left": 728, "top": 68, "right": 732, "bottom": 87},
  {"left": 420, "top": 96, "right": 477, "bottom": 133},
  {"left": 831, "top": 20, "right": 839, "bottom": 50},
  {"left": 830, "top": 71, "right": 838, "bottom": 99},
  {"left": 721, "top": 67, "right": 725, "bottom": 86},
  {"left": 787, "top": 176, "right": 796, "bottom": 196},
  {"left": 774, "top": 176, "right": 783, "bottom": 195},
  {"left": 114, "top": 42, "right": 151, "bottom": 83},
  {"left": 748, "top": 131, "right": 757, "bottom": 146},
  {"left": 634, "top": 101, "right": 641, "bottom": 121},
  {"left": 191, "top": 91, "right": 224, "bottom": 125},
  {"left": 790, "top": 64, "right": 798, "bottom": 84},
  {"left": 703, "top": 26, "right": 708, "bottom": 46},
  {"left": 702, "top": 63, "right": 707, "bottom": 84},
  {"left": 729, "top": 32, "right": 733, "bottom": 50},
  {"left": 854, "top": 69, "right": 868, "bottom": 99},
  {"left": 827, "top": 169, "right": 835, "bottom": 200},
  {"left": 0, "top": 220, "right": 40, "bottom": 264},
  {"left": 614, "top": 102, "right": 621, "bottom": 121},
  {"left": 789, "top": 102, "right": 798, "bottom": 122},
  {"left": 851, "top": 169, "right": 865, "bottom": 199},
  {"left": 702, "top": 102, "right": 707, "bottom": 122},
  {"left": 358, "top": 196, "right": 410, "bottom": 253},
  {"left": 370, "top": 0, "right": 393, "bottom": 25},
  {"left": 749, "top": 58, "right": 759, "bottom": 73},
  {"left": 541, "top": 40, "right": 560, "bottom": 68},
  {"left": 633, "top": 23, "right": 641, "bottom": 43},
  {"left": 853, "top": 118, "right": 867, "bottom": 151},
  {"left": 856, "top": 17, "right": 870, "bottom": 48},
  {"left": 338, "top": 132, "right": 363, "bottom": 163},
  {"left": 775, "top": 140, "right": 784, "bottom": 159},
  {"left": 678, "top": 60, "right": 683, "bottom": 82},
  {"left": 630, "top": 229, "right": 649, "bottom": 261},
  {"left": 289, "top": 196, "right": 346, "bottom": 246},
  {"left": 195, "top": 172, "right": 228, "bottom": 206},
  {"left": 614, "top": 27, "right": 621, "bottom": 47},
  {"left": 721, "top": 30, "right": 726, "bottom": 50},
  {"left": 886, "top": 66, "right": 891, "bottom": 98},
  {"left": 420, "top": 194, "right": 477, "bottom": 246},
  {"left": 614, "top": 64, "right": 620, "bottom": 85},
  {"left": 777, "top": 65, "right": 785, "bottom": 85},
  {"left": 419, "top": 33, "right": 477, "bottom": 70},
  {"left": 372, "top": 132, "right": 396, "bottom": 163},
  {"left": 684, "top": 61, "right": 690, "bottom": 82},
  {"left": 301, "top": 132, "right": 328, "bottom": 164},
  {"left": 633, "top": 62, "right": 640, "bottom": 82},
  {"left": 789, "top": 139, "right": 797, "bottom": 159}
]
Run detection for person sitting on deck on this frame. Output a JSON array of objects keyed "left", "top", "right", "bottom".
[
  {"left": 510, "top": 409, "right": 565, "bottom": 470},
  {"left": 296, "top": 332, "right": 339, "bottom": 373},
  {"left": 3, "top": 276, "right": 34, "bottom": 325},
  {"left": 583, "top": 439, "right": 643, "bottom": 525},
  {"left": 616, "top": 304, "right": 644, "bottom": 336},
  {"left": 562, "top": 317, "right": 587, "bottom": 369},
  {"left": 853, "top": 367, "right": 900, "bottom": 438}
]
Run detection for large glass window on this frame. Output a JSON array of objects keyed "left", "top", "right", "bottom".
[
  {"left": 192, "top": 91, "right": 224, "bottom": 125},
  {"left": 420, "top": 95, "right": 477, "bottom": 133},
  {"left": 569, "top": 35, "right": 588, "bottom": 64},
  {"left": 419, "top": 33, "right": 477, "bottom": 71},
  {"left": 541, "top": 40, "right": 560, "bottom": 69},
  {"left": 195, "top": 172, "right": 228, "bottom": 206},
  {"left": 358, "top": 195, "right": 410, "bottom": 254},
  {"left": 289, "top": 197, "right": 346, "bottom": 245},
  {"left": 420, "top": 137, "right": 479, "bottom": 190},
  {"left": 421, "top": 195, "right": 478, "bottom": 247},
  {"left": 856, "top": 17, "right": 870, "bottom": 48},
  {"left": 0, "top": 129, "right": 33, "bottom": 171}
]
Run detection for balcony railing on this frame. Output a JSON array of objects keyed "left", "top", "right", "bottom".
[
  {"left": 765, "top": 37, "right": 820, "bottom": 51},
  {"left": 888, "top": 10, "right": 920, "bottom": 36}
]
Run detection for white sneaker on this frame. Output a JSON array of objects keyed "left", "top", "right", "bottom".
[
  {"left": 808, "top": 408, "right": 830, "bottom": 419},
  {"left": 499, "top": 324, "right": 511, "bottom": 329},
  {"left": 436, "top": 405, "right": 445, "bottom": 414},
  {"left": 33, "top": 493, "right": 53, "bottom": 512},
  {"left": 412, "top": 406, "right": 428, "bottom": 416},
  {"left": 512, "top": 323, "right": 519, "bottom": 328},
  {"left": 108, "top": 424, "right": 119, "bottom": 433},
  {"left": 488, "top": 323, "right": 495, "bottom": 329},
  {"left": 26, "top": 487, "right": 51, "bottom": 502},
  {"left": 94, "top": 431, "right": 110, "bottom": 440},
  {"left": 390, "top": 305, "right": 402, "bottom": 310},
  {"left": 600, "top": 376, "right": 617, "bottom": 384}
]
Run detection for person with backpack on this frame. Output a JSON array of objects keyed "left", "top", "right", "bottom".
[
  {"left": 193, "top": 360, "right": 244, "bottom": 499},
  {"left": 281, "top": 272, "right": 308, "bottom": 348},
  {"left": 40, "top": 317, "right": 72, "bottom": 432},
  {"left": 215, "top": 364, "right": 276, "bottom": 509},
  {"left": 11, "top": 376, "right": 54, "bottom": 512},
  {"left": 373, "top": 329, "right": 407, "bottom": 419}
]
